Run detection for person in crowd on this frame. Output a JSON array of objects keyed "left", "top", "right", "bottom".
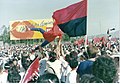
[
  {"left": 66, "top": 59, "right": 78, "bottom": 83},
  {"left": 7, "top": 58, "right": 21, "bottom": 83},
  {"left": 60, "top": 56, "right": 71, "bottom": 83},
  {"left": 39, "top": 52, "right": 49, "bottom": 76},
  {"left": 76, "top": 45, "right": 99, "bottom": 79},
  {"left": 21, "top": 53, "right": 31, "bottom": 71},
  {"left": 0, "top": 35, "right": 119, "bottom": 83},
  {"left": 79, "top": 74, "right": 104, "bottom": 83},
  {"left": 46, "top": 51, "right": 62, "bottom": 80},
  {"left": 59, "top": 45, "right": 72, "bottom": 83},
  {"left": 37, "top": 73, "right": 59, "bottom": 83},
  {"left": 92, "top": 56, "right": 117, "bottom": 83},
  {"left": 0, "top": 60, "right": 8, "bottom": 83}
]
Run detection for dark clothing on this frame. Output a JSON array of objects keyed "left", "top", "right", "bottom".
[
  {"left": 30, "top": 28, "right": 45, "bottom": 34},
  {"left": 76, "top": 60, "right": 93, "bottom": 77},
  {"left": 30, "top": 28, "right": 49, "bottom": 47}
]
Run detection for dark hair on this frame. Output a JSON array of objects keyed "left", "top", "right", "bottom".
[
  {"left": 101, "top": 50, "right": 107, "bottom": 55},
  {"left": 49, "top": 52, "right": 57, "bottom": 62},
  {"left": 65, "top": 54, "right": 70, "bottom": 63},
  {"left": 21, "top": 55, "right": 31, "bottom": 71},
  {"left": 83, "top": 51, "right": 89, "bottom": 59},
  {"left": 37, "top": 73, "right": 59, "bottom": 83},
  {"left": 7, "top": 66, "right": 21, "bottom": 83},
  {"left": 92, "top": 56, "right": 117, "bottom": 83},
  {"left": 70, "top": 51, "right": 78, "bottom": 58},
  {"left": 69, "top": 59, "right": 78, "bottom": 69},
  {"left": 80, "top": 74, "right": 103, "bottom": 83}
]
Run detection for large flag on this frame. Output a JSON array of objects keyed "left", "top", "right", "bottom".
[
  {"left": 20, "top": 57, "right": 39, "bottom": 83},
  {"left": 53, "top": 0, "right": 87, "bottom": 37}
]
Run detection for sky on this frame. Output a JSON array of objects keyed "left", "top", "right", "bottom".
[{"left": 0, "top": 0, "right": 119, "bottom": 36}]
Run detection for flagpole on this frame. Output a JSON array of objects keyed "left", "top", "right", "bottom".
[
  {"left": 118, "top": 0, "right": 120, "bottom": 77},
  {"left": 85, "top": 0, "right": 88, "bottom": 51},
  {"left": 84, "top": 35, "right": 88, "bottom": 51}
]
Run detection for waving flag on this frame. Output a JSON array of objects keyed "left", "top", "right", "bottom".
[
  {"left": 53, "top": 0, "right": 87, "bottom": 37},
  {"left": 20, "top": 57, "right": 39, "bottom": 83},
  {"left": 43, "top": 22, "right": 63, "bottom": 42}
]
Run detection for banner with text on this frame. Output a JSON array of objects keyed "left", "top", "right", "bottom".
[{"left": 10, "top": 19, "right": 53, "bottom": 40}]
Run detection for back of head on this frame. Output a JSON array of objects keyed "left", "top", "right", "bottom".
[
  {"left": 87, "top": 46, "right": 99, "bottom": 58},
  {"left": 69, "top": 59, "right": 78, "bottom": 69},
  {"left": 70, "top": 51, "right": 78, "bottom": 58},
  {"left": 48, "top": 51, "right": 57, "bottom": 62},
  {"left": 80, "top": 74, "right": 103, "bottom": 83},
  {"left": 65, "top": 54, "right": 70, "bottom": 63},
  {"left": 37, "top": 73, "right": 59, "bottom": 83},
  {"left": 92, "top": 56, "right": 117, "bottom": 83}
]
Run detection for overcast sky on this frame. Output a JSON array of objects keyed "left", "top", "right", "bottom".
[{"left": 0, "top": 0, "right": 119, "bottom": 36}]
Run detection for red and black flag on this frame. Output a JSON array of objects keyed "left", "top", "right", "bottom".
[{"left": 53, "top": 0, "right": 87, "bottom": 37}]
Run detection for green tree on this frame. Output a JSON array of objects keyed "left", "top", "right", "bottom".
[
  {"left": 1, "top": 25, "right": 10, "bottom": 44},
  {"left": 62, "top": 33, "right": 70, "bottom": 41}
]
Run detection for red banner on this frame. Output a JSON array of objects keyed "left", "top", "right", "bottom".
[{"left": 20, "top": 57, "right": 39, "bottom": 83}]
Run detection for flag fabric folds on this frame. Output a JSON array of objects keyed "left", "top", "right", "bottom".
[
  {"left": 53, "top": 0, "right": 87, "bottom": 37},
  {"left": 43, "top": 22, "right": 63, "bottom": 42},
  {"left": 20, "top": 57, "right": 39, "bottom": 83}
]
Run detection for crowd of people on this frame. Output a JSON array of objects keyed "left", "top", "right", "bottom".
[{"left": 0, "top": 37, "right": 119, "bottom": 83}]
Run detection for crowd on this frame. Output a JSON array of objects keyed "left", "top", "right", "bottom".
[{"left": 0, "top": 37, "right": 119, "bottom": 83}]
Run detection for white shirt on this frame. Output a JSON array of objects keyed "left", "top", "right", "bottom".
[
  {"left": 66, "top": 69, "right": 77, "bottom": 83},
  {"left": 47, "top": 60, "right": 62, "bottom": 80},
  {"left": 0, "top": 72, "right": 8, "bottom": 83},
  {"left": 60, "top": 56, "right": 71, "bottom": 82},
  {"left": 19, "top": 71, "right": 25, "bottom": 82}
]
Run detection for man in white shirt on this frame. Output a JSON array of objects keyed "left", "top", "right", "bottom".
[
  {"left": 46, "top": 51, "right": 62, "bottom": 80},
  {"left": 66, "top": 59, "right": 78, "bottom": 83},
  {"left": 0, "top": 62, "right": 8, "bottom": 83}
]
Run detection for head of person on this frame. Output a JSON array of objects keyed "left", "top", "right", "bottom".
[
  {"left": 79, "top": 74, "right": 104, "bottom": 83},
  {"left": 69, "top": 59, "right": 78, "bottom": 70},
  {"left": 12, "top": 58, "right": 18, "bottom": 66},
  {"left": 92, "top": 56, "right": 117, "bottom": 83},
  {"left": 37, "top": 73, "right": 59, "bottom": 83},
  {"left": 87, "top": 45, "right": 99, "bottom": 58},
  {"left": 48, "top": 51, "right": 57, "bottom": 62},
  {"left": 69, "top": 51, "right": 78, "bottom": 60},
  {"left": 101, "top": 50, "right": 107, "bottom": 55},
  {"left": 21, "top": 54, "right": 31, "bottom": 71},
  {"left": 65, "top": 54, "right": 70, "bottom": 63}
]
